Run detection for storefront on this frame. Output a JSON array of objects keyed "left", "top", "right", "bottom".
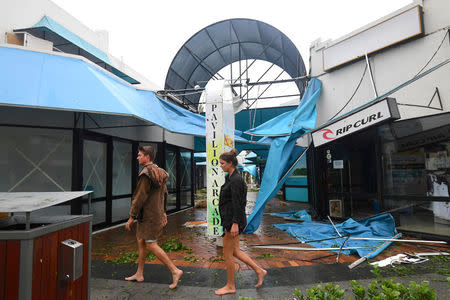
[
  {"left": 307, "top": 97, "right": 450, "bottom": 238},
  {"left": 0, "top": 119, "right": 194, "bottom": 231}
]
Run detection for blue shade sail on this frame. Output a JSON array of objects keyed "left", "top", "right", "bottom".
[
  {"left": 0, "top": 46, "right": 199, "bottom": 135},
  {"left": 244, "top": 79, "right": 321, "bottom": 233},
  {"left": 0, "top": 46, "right": 265, "bottom": 143}
]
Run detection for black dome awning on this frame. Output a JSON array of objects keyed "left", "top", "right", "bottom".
[{"left": 164, "top": 18, "right": 306, "bottom": 109}]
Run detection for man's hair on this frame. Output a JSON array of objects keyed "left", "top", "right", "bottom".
[{"left": 138, "top": 145, "right": 156, "bottom": 161}]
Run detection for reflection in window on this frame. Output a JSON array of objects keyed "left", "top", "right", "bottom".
[
  {"left": 83, "top": 140, "right": 107, "bottom": 198},
  {"left": 180, "top": 151, "right": 192, "bottom": 208},
  {"left": 0, "top": 127, "right": 72, "bottom": 192},
  {"left": 165, "top": 149, "right": 177, "bottom": 210},
  {"left": 379, "top": 114, "right": 450, "bottom": 236},
  {"left": 113, "top": 141, "right": 132, "bottom": 196}
]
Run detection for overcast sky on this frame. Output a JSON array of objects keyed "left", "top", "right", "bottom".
[{"left": 53, "top": 0, "right": 412, "bottom": 88}]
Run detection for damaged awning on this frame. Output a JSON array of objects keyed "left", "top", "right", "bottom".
[{"left": 14, "top": 16, "right": 140, "bottom": 84}]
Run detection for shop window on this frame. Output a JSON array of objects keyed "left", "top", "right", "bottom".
[
  {"left": 0, "top": 127, "right": 72, "bottom": 192},
  {"left": 82, "top": 140, "right": 107, "bottom": 198},
  {"left": 180, "top": 151, "right": 192, "bottom": 208},
  {"left": 165, "top": 149, "right": 177, "bottom": 211},
  {"left": 379, "top": 113, "right": 450, "bottom": 236},
  {"left": 112, "top": 140, "right": 132, "bottom": 196}
]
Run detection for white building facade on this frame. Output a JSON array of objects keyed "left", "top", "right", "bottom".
[
  {"left": 0, "top": 0, "right": 195, "bottom": 229},
  {"left": 307, "top": 0, "right": 450, "bottom": 238}
]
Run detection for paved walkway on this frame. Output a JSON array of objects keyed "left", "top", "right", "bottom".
[{"left": 90, "top": 192, "right": 450, "bottom": 299}]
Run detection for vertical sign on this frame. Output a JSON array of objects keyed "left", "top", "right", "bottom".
[{"left": 205, "top": 80, "right": 235, "bottom": 236}]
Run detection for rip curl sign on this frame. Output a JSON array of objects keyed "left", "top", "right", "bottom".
[{"left": 312, "top": 98, "right": 399, "bottom": 147}]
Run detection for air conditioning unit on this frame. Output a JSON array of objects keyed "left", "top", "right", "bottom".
[{"left": 5, "top": 32, "right": 53, "bottom": 51}]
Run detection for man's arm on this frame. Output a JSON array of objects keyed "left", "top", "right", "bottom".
[{"left": 162, "top": 184, "right": 168, "bottom": 226}]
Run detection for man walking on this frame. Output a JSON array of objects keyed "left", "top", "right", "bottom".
[{"left": 125, "top": 145, "right": 183, "bottom": 289}]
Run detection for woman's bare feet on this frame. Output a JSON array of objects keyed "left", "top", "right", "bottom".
[
  {"left": 255, "top": 269, "right": 267, "bottom": 287},
  {"left": 125, "top": 274, "right": 144, "bottom": 282},
  {"left": 214, "top": 285, "right": 236, "bottom": 295},
  {"left": 169, "top": 269, "right": 183, "bottom": 289}
]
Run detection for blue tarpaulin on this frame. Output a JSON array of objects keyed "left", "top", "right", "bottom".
[
  {"left": 274, "top": 213, "right": 399, "bottom": 259},
  {"left": 241, "top": 164, "right": 257, "bottom": 179},
  {"left": 244, "top": 78, "right": 322, "bottom": 233},
  {"left": 0, "top": 45, "right": 260, "bottom": 144},
  {"left": 271, "top": 210, "right": 312, "bottom": 221}
]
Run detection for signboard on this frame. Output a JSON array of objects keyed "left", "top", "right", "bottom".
[
  {"left": 205, "top": 80, "right": 234, "bottom": 236},
  {"left": 312, "top": 98, "right": 400, "bottom": 147},
  {"left": 323, "top": 5, "right": 423, "bottom": 71},
  {"left": 333, "top": 160, "right": 344, "bottom": 169}
]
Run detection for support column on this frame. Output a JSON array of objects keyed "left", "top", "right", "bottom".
[{"left": 205, "top": 80, "right": 235, "bottom": 237}]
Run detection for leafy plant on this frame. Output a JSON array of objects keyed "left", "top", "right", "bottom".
[
  {"left": 295, "top": 268, "right": 438, "bottom": 300},
  {"left": 183, "top": 255, "right": 199, "bottom": 263},
  {"left": 209, "top": 255, "right": 225, "bottom": 262},
  {"left": 293, "top": 283, "right": 345, "bottom": 300},
  {"left": 160, "top": 238, "right": 190, "bottom": 253},
  {"left": 111, "top": 251, "right": 155, "bottom": 263},
  {"left": 256, "top": 253, "right": 275, "bottom": 259}
]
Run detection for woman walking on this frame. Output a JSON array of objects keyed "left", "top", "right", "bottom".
[{"left": 215, "top": 149, "right": 267, "bottom": 296}]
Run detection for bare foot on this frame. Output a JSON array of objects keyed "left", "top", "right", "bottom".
[
  {"left": 214, "top": 286, "right": 236, "bottom": 295},
  {"left": 169, "top": 269, "right": 183, "bottom": 289},
  {"left": 255, "top": 269, "right": 267, "bottom": 287},
  {"left": 125, "top": 274, "right": 144, "bottom": 282}
]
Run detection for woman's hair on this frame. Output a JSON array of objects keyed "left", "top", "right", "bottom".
[{"left": 219, "top": 148, "right": 238, "bottom": 167}]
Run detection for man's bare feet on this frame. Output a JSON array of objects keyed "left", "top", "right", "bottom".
[
  {"left": 125, "top": 274, "right": 144, "bottom": 282},
  {"left": 255, "top": 269, "right": 267, "bottom": 287},
  {"left": 169, "top": 269, "right": 183, "bottom": 289},
  {"left": 214, "top": 286, "right": 236, "bottom": 295}
]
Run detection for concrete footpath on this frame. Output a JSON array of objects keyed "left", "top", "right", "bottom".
[{"left": 89, "top": 260, "right": 450, "bottom": 299}]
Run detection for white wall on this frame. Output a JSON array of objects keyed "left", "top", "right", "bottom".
[
  {"left": 0, "top": 0, "right": 160, "bottom": 90},
  {"left": 310, "top": 0, "right": 450, "bottom": 126}
]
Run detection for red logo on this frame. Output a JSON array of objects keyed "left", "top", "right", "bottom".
[{"left": 320, "top": 128, "right": 335, "bottom": 140}]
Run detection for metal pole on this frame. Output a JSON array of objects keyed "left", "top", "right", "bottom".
[
  {"left": 253, "top": 245, "right": 375, "bottom": 251},
  {"left": 328, "top": 215, "right": 342, "bottom": 237},
  {"left": 349, "top": 233, "right": 402, "bottom": 269},
  {"left": 350, "top": 237, "right": 447, "bottom": 244},
  {"left": 88, "top": 193, "right": 92, "bottom": 215},
  {"left": 26, "top": 212, "right": 30, "bottom": 230}
]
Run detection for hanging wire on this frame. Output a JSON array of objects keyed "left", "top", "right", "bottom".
[
  {"left": 414, "top": 29, "right": 449, "bottom": 77},
  {"left": 250, "top": 85, "right": 261, "bottom": 142},
  {"left": 327, "top": 28, "right": 450, "bottom": 121},
  {"left": 329, "top": 63, "right": 368, "bottom": 120}
]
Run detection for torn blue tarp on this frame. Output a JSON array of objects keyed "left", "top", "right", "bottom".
[
  {"left": 244, "top": 78, "right": 321, "bottom": 233},
  {"left": 271, "top": 210, "right": 312, "bottom": 221},
  {"left": 244, "top": 133, "right": 307, "bottom": 233},
  {"left": 0, "top": 45, "right": 263, "bottom": 146},
  {"left": 274, "top": 213, "right": 399, "bottom": 259},
  {"left": 241, "top": 164, "right": 257, "bottom": 179}
]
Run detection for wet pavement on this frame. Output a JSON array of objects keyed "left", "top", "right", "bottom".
[{"left": 90, "top": 192, "right": 450, "bottom": 299}]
